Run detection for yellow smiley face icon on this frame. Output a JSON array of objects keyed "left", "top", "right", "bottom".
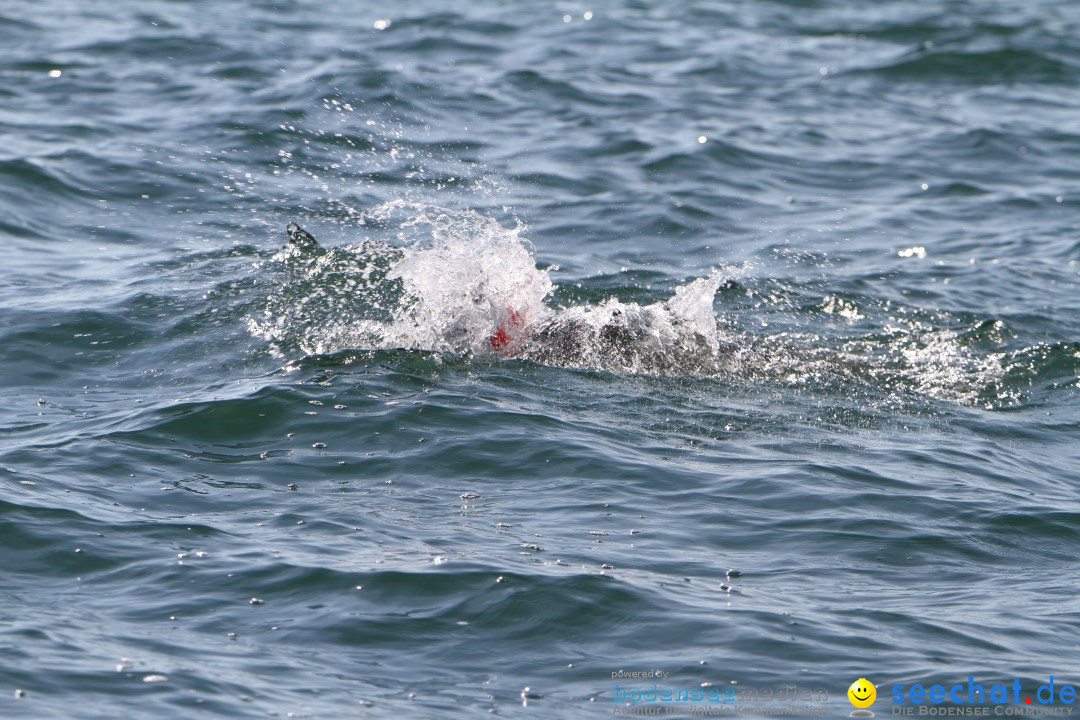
[{"left": 848, "top": 678, "right": 877, "bottom": 708}]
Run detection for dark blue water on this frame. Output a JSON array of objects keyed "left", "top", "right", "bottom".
[{"left": 2, "top": 1, "right": 1079, "bottom": 718}]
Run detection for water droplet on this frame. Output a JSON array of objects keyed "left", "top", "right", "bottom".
[
  {"left": 373, "top": 18, "right": 390, "bottom": 30},
  {"left": 48, "top": 69, "right": 61, "bottom": 78},
  {"left": 143, "top": 674, "right": 168, "bottom": 683}
]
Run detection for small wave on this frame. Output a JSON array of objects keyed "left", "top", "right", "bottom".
[
  {"left": 0, "top": 157, "right": 97, "bottom": 205},
  {"left": 857, "top": 47, "right": 1074, "bottom": 84}
]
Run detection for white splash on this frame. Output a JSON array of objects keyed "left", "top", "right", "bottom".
[
  {"left": 374, "top": 201, "right": 552, "bottom": 353},
  {"left": 518, "top": 271, "right": 733, "bottom": 374},
  {"left": 252, "top": 201, "right": 737, "bottom": 375}
]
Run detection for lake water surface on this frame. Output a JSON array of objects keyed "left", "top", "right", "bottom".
[{"left": 1, "top": 1, "right": 1079, "bottom": 718}]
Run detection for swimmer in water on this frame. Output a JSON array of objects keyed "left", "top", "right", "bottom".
[{"left": 282, "top": 222, "right": 733, "bottom": 373}]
